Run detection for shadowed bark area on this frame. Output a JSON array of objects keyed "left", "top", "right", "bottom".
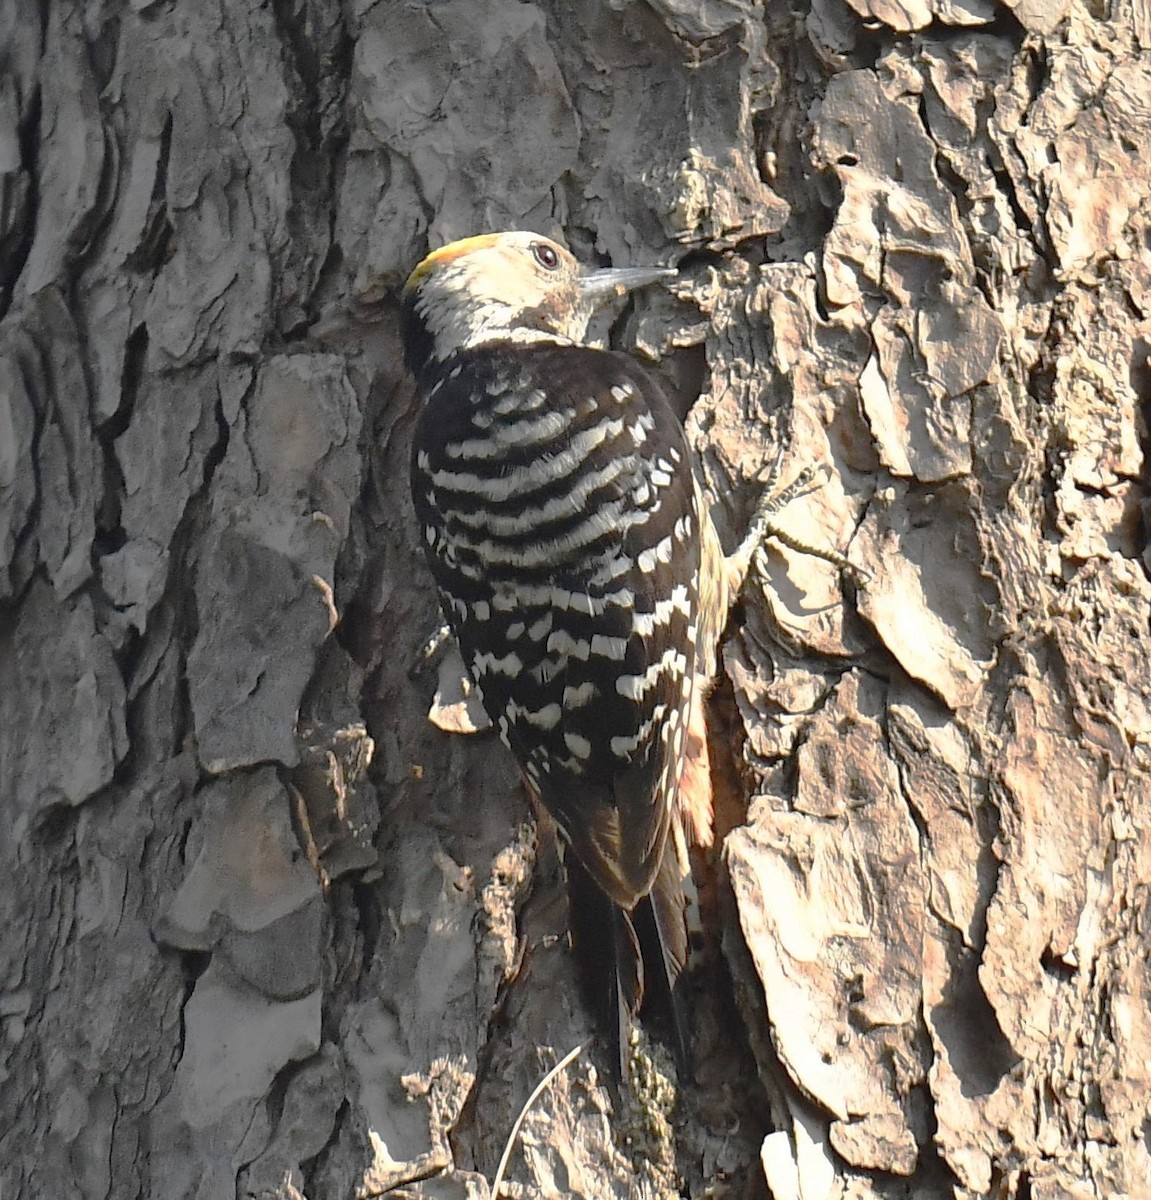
[{"left": 1, "top": 1, "right": 1149, "bottom": 1198}]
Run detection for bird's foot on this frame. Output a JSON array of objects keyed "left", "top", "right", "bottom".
[
  {"left": 407, "top": 622, "right": 452, "bottom": 680},
  {"left": 728, "top": 461, "right": 869, "bottom": 594}
]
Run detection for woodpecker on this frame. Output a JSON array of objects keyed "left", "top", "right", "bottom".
[{"left": 403, "top": 232, "right": 743, "bottom": 1078}]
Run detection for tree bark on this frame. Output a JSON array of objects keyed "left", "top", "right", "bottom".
[{"left": 2, "top": 2, "right": 1149, "bottom": 1198}]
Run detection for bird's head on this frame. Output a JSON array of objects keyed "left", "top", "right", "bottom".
[{"left": 400, "top": 231, "right": 676, "bottom": 376}]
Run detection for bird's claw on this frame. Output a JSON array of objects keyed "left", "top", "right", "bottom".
[{"left": 408, "top": 622, "right": 452, "bottom": 680}]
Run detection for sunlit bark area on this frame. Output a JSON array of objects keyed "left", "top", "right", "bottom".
[{"left": 1, "top": 2, "right": 1149, "bottom": 1197}]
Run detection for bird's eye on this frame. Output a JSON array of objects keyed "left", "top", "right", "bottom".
[{"left": 532, "top": 242, "right": 560, "bottom": 271}]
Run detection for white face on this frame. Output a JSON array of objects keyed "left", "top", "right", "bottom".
[{"left": 404, "top": 233, "right": 594, "bottom": 360}]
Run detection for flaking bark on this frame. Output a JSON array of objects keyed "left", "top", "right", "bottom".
[{"left": 1, "top": 2, "right": 1149, "bottom": 1198}]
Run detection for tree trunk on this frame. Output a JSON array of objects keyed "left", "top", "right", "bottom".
[{"left": 2, "top": 1, "right": 1149, "bottom": 1198}]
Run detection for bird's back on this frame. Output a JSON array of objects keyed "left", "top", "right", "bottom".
[{"left": 410, "top": 342, "right": 703, "bottom": 911}]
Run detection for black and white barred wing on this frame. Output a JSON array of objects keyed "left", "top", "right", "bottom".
[{"left": 411, "top": 346, "right": 702, "bottom": 909}]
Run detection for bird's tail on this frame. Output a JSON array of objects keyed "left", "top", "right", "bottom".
[{"left": 567, "top": 841, "right": 690, "bottom": 1081}]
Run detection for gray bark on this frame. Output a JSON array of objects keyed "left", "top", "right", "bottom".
[{"left": 2, "top": 1, "right": 1149, "bottom": 1198}]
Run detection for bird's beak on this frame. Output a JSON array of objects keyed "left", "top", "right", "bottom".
[{"left": 577, "top": 264, "right": 678, "bottom": 304}]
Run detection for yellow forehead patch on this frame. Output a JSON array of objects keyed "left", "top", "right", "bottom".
[{"left": 403, "top": 234, "right": 506, "bottom": 294}]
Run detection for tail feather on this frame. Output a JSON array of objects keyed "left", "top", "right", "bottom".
[
  {"left": 633, "top": 844, "right": 690, "bottom": 1074},
  {"left": 567, "top": 841, "right": 689, "bottom": 1081},
  {"left": 567, "top": 855, "right": 641, "bottom": 1078}
]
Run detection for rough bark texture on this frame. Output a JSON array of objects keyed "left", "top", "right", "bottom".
[{"left": 2, "top": 1, "right": 1149, "bottom": 1198}]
